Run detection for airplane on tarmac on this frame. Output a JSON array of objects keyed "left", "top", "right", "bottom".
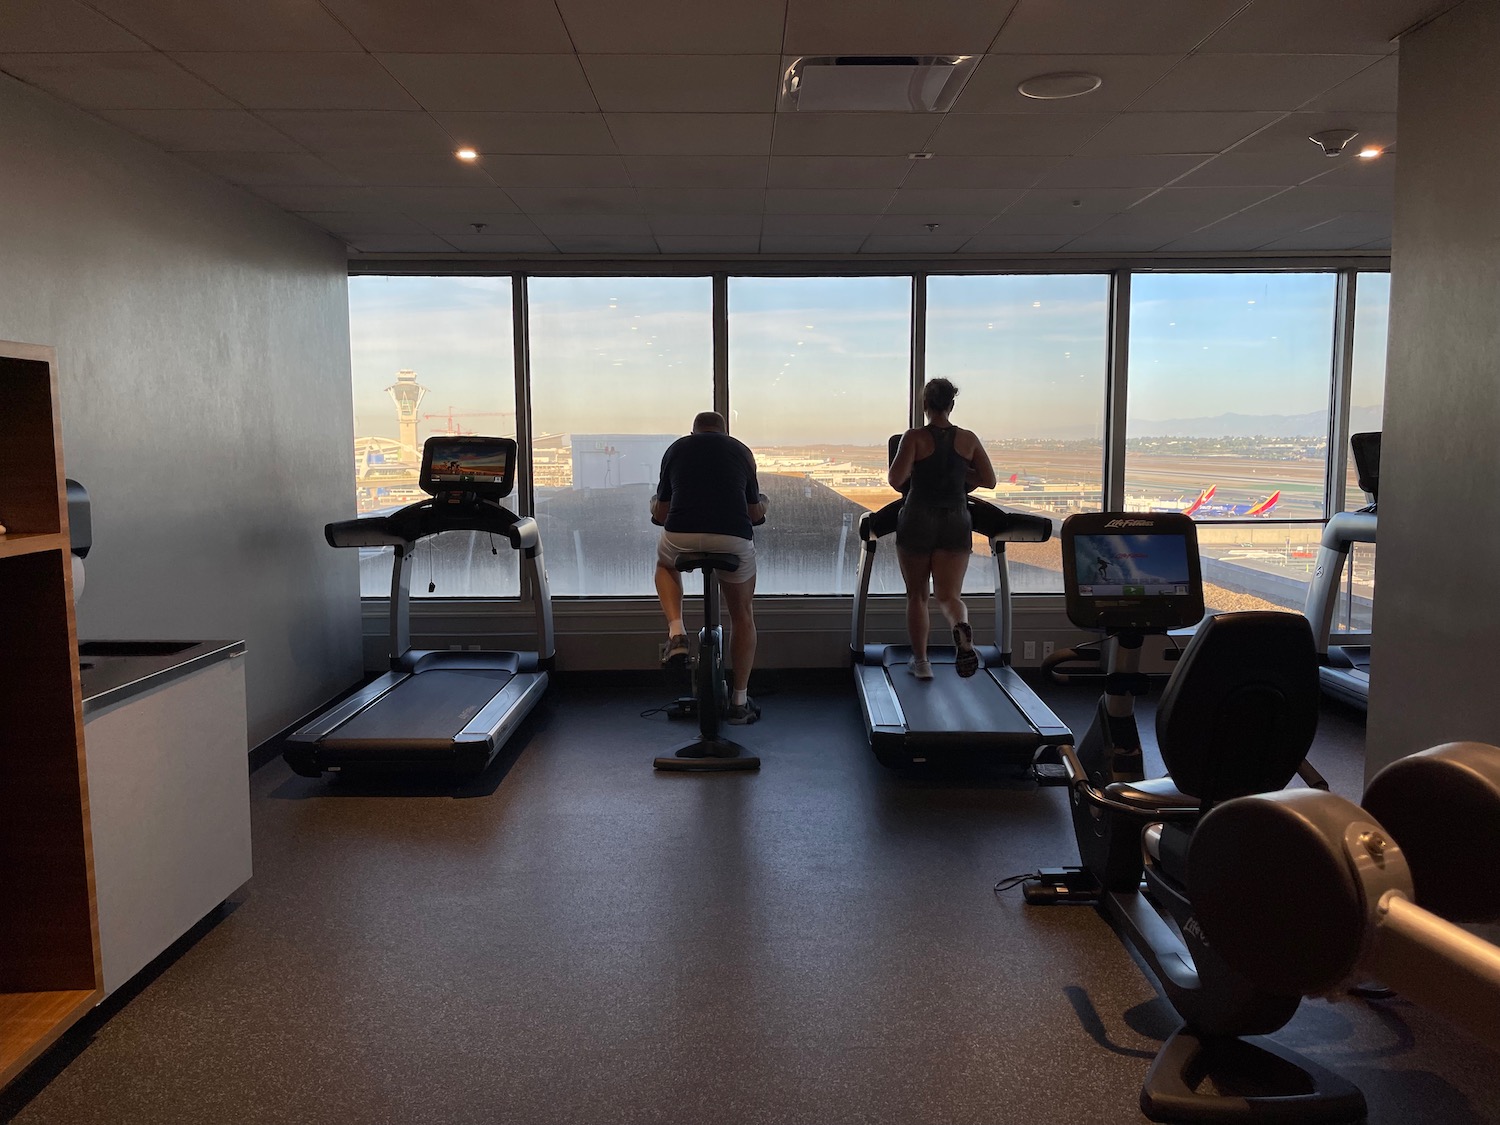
[{"left": 1196, "top": 490, "right": 1282, "bottom": 517}]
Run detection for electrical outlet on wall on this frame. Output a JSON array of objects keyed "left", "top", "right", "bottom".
[
  {"left": 1042, "top": 640, "right": 1055, "bottom": 658},
  {"left": 1023, "top": 640, "right": 1037, "bottom": 661}
]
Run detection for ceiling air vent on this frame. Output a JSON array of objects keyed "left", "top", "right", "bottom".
[{"left": 780, "top": 55, "right": 979, "bottom": 113}]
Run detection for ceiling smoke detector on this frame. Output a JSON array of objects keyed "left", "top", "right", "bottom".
[
  {"left": 1016, "top": 72, "right": 1103, "bottom": 100},
  {"left": 780, "top": 56, "right": 980, "bottom": 113}
]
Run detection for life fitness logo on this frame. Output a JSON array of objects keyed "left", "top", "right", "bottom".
[{"left": 1104, "top": 519, "right": 1154, "bottom": 529}]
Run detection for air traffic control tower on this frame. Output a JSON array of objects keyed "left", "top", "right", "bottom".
[{"left": 386, "top": 369, "right": 427, "bottom": 458}]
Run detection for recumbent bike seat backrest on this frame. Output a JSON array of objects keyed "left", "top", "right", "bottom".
[{"left": 1155, "top": 611, "right": 1321, "bottom": 810}]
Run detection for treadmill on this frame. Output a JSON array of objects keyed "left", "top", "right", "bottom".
[
  {"left": 1303, "top": 431, "right": 1379, "bottom": 710},
  {"left": 285, "top": 436, "right": 554, "bottom": 777},
  {"left": 850, "top": 451, "right": 1074, "bottom": 769}
]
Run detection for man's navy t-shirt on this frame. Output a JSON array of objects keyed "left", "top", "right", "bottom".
[{"left": 657, "top": 432, "right": 760, "bottom": 540}]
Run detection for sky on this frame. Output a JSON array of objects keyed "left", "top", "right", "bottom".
[{"left": 348, "top": 271, "right": 1390, "bottom": 447}]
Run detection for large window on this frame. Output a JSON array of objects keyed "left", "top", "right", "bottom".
[
  {"left": 527, "top": 277, "right": 713, "bottom": 596},
  {"left": 1335, "top": 271, "right": 1389, "bottom": 633},
  {"left": 926, "top": 274, "right": 1110, "bottom": 594},
  {"left": 1127, "top": 272, "right": 1338, "bottom": 614},
  {"left": 347, "top": 276, "right": 517, "bottom": 598},
  {"left": 728, "top": 277, "right": 910, "bottom": 595}
]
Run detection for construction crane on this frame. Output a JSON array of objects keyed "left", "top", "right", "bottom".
[{"left": 421, "top": 407, "right": 516, "bottom": 437}]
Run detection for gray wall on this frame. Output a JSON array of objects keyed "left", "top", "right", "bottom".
[
  {"left": 1367, "top": 0, "right": 1500, "bottom": 779},
  {"left": 0, "top": 75, "right": 361, "bottom": 747}
]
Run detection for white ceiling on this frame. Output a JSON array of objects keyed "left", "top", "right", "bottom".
[{"left": 0, "top": 0, "right": 1455, "bottom": 258}]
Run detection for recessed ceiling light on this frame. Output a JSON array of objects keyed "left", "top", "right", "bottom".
[
  {"left": 1016, "top": 72, "right": 1102, "bottom": 100},
  {"left": 455, "top": 147, "right": 479, "bottom": 162},
  {"left": 1358, "top": 146, "right": 1385, "bottom": 159}
]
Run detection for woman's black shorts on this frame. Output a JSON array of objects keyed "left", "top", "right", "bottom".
[{"left": 896, "top": 503, "right": 973, "bottom": 553}]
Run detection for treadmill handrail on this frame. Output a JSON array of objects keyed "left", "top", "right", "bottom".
[
  {"left": 328, "top": 495, "right": 527, "bottom": 550},
  {"left": 857, "top": 496, "right": 1052, "bottom": 545},
  {"left": 1303, "top": 510, "right": 1377, "bottom": 655}
]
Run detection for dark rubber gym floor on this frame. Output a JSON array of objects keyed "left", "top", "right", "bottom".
[{"left": 5, "top": 671, "right": 1499, "bottom": 1125}]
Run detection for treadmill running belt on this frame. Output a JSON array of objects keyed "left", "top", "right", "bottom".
[
  {"left": 327, "top": 668, "right": 514, "bottom": 745},
  {"left": 888, "top": 660, "right": 1034, "bottom": 735}
]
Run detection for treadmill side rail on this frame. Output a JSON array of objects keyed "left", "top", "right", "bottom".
[
  {"left": 456, "top": 671, "right": 549, "bottom": 747},
  {"left": 287, "top": 672, "right": 409, "bottom": 744},
  {"left": 991, "top": 666, "right": 1074, "bottom": 746}
]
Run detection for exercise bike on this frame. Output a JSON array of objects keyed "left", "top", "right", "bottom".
[
  {"left": 1024, "top": 512, "right": 1361, "bottom": 1123},
  {"left": 651, "top": 502, "right": 766, "bottom": 773}
]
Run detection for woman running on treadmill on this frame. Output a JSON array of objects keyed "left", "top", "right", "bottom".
[{"left": 888, "top": 378, "right": 997, "bottom": 681}]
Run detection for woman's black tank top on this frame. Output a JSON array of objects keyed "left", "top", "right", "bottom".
[{"left": 906, "top": 425, "right": 968, "bottom": 510}]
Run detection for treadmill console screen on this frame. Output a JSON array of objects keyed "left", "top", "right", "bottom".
[
  {"left": 420, "top": 436, "right": 516, "bottom": 498},
  {"left": 1061, "top": 512, "right": 1204, "bottom": 632}
]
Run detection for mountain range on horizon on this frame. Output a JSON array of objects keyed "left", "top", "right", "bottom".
[{"left": 1030, "top": 405, "right": 1382, "bottom": 441}]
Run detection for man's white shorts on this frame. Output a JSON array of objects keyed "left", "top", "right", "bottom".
[{"left": 657, "top": 531, "right": 756, "bottom": 583}]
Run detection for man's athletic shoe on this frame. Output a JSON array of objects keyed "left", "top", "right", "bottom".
[
  {"left": 954, "top": 622, "right": 980, "bottom": 678},
  {"left": 725, "top": 696, "right": 761, "bottom": 725},
  {"left": 908, "top": 659, "right": 934, "bottom": 680},
  {"left": 661, "top": 634, "right": 690, "bottom": 690}
]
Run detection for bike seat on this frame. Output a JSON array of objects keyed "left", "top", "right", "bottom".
[
  {"left": 675, "top": 552, "right": 741, "bottom": 574},
  {"left": 1103, "top": 776, "right": 1201, "bottom": 816}
]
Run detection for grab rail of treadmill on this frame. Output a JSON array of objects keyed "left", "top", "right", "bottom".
[
  {"left": 857, "top": 496, "right": 1053, "bottom": 544},
  {"left": 327, "top": 496, "right": 535, "bottom": 551}
]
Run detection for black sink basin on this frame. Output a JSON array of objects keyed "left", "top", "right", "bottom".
[{"left": 77, "top": 641, "right": 199, "bottom": 657}]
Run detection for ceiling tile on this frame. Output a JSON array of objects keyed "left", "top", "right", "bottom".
[
  {"left": 1201, "top": 0, "right": 1437, "bottom": 54},
  {"left": 557, "top": 0, "right": 787, "bottom": 53},
  {"left": 763, "top": 188, "right": 896, "bottom": 213},
  {"left": 1356, "top": 236, "right": 1390, "bottom": 250},
  {"left": 258, "top": 110, "right": 455, "bottom": 153},
  {"left": 648, "top": 214, "right": 764, "bottom": 237},
  {"left": 550, "top": 234, "right": 661, "bottom": 253},
  {"left": 89, "top": 0, "right": 359, "bottom": 51},
  {"left": 954, "top": 55, "right": 1183, "bottom": 114},
  {"left": 1156, "top": 211, "right": 1313, "bottom": 250},
  {"left": 1130, "top": 54, "right": 1379, "bottom": 113},
  {"left": 171, "top": 52, "right": 418, "bottom": 110},
  {"left": 606, "top": 114, "right": 773, "bottom": 156},
  {"left": 886, "top": 188, "right": 1026, "bottom": 214},
  {"left": 376, "top": 54, "right": 597, "bottom": 113},
  {"left": 484, "top": 155, "right": 633, "bottom": 188},
  {"left": 860, "top": 233, "right": 976, "bottom": 253},
  {"left": 1127, "top": 185, "right": 1288, "bottom": 216},
  {"left": 1036, "top": 154, "right": 1209, "bottom": 188},
  {"left": 435, "top": 113, "right": 617, "bottom": 155},
  {"left": 319, "top": 0, "right": 573, "bottom": 52},
  {"left": 769, "top": 156, "right": 913, "bottom": 189},
  {"left": 1005, "top": 187, "right": 1154, "bottom": 215},
  {"left": 0, "top": 1, "right": 148, "bottom": 51},
  {"left": 1304, "top": 154, "right": 1397, "bottom": 188},
  {"left": 346, "top": 234, "right": 458, "bottom": 252},
  {"left": 508, "top": 188, "right": 645, "bottom": 214},
  {"left": 624, "top": 156, "right": 768, "bottom": 189},
  {"left": 1301, "top": 57, "right": 1397, "bottom": 113},
  {"left": 990, "top": 0, "right": 1245, "bottom": 53},
  {"left": 771, "top": 113, "right": 943, "bottom": 156},
  {"left": 762, "top": 214, "right": 882, "bottom": 238},
  {"left": 580, "top": 55, "right": 780, "bottom": 113},
  {"left": 760, "top": 233, "right": 868, "bottom": 253},
  {"left": 441, "top": 233, "right": 560, "bottom": 252},
  {"left": 250, "top": 184, "right": 392, "bottom": 210},
  {"left": 655, "top": 235, "right": 763, "bottom": 253},
  {"left": 380, "top": 186, "right": 522, "bottom": 211},
  {"left": 96, "top": 109, "right": 303, "bottom": 151},
  {"left": 0, "top": 52, "right": 236, "bottom": 109},
  {"left": 977, "top": 210, "right": 1110, "bottom": 235},
  {"left": 1244, "top": 184, "right": 1393, "bottom": 213},
  {"left": 902, "top": 155, "right": 1061, "bottom": 189},
  {"left": 783, "top": 0, "right": 1020, "bottom": 53},
  {"left": 1060, "top": 230, "right": 1178, "bottom": 253},
  {"left": 927, "top": 113, "right": 1113, "bottom": 157},
  {"left": 324, "top": 152, "right": 501, "bottom": 186},
  {"left": 178, "top": 151, "right": 355, "bottom": 185},
  {"left": 636, "top": 188, "right": 767, "bottom": 214},
  {"left": 958, "top": 231, "right": 1074, "bottom": 252},
  {"left": 1256, "top": 215, "right": 1393, "bottom": 250},
  {"left": 1174, "top": 150, "right": 1336, "bottom": 187},
  {"left": 300, "top": 211, "right": 430, "bottom": 236},
  {"left": 412, "top": 213, "right": 543, "bottom": 236},
  {"left": 530, "top": 215, "right": 657, "bottom": 252},
  {"left": 869, "top": 213, "right": 993, "bottom": 239},
  {"left": 1076, "top": 112, "right": 1280, "bottom": 156}
]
